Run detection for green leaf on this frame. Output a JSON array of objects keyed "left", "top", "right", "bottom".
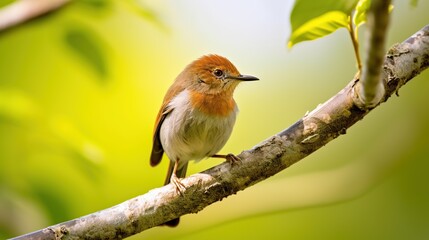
[
  {"left": 353, "top": 0, "right": 394, "bottom": 31},
  {"left": 290, "top": 0, "right": 358, "bottom": 31},
  {"left": 353, "top": 0, "right": 371, "bottom": 28},
  {"left": 289, "top": 0, "right": 358, "bottom": 48},
  {"left": 288, "top": 11, "right": 349, "bottom": 48},
  {"left": 63, "top": 26, "right": 109, "bottom": 82}
]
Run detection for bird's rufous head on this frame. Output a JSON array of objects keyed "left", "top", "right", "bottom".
[{"left": 180, "top": 54, "right": 259, "bottom": 95}]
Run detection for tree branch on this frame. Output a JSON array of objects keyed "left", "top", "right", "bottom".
[
  {"left": 0, "top": 0, "right": 70, "bottom": 32},
  {"left": 353, "top": 0, "right": 391, "bottom": 108},
  {"left": 11, "top": 23, "right": 429, "bottom": 240}
]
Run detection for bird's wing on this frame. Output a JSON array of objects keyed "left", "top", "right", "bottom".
[
  {"left": 150, "top": 105, "right": 172, "bottom": 167},
  {"left": 150, "top": 81, "right": 186, "bottom": 167}
]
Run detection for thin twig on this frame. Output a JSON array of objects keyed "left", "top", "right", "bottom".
[
  {"left": 0, "top": 0, "right": 70, "bottom": 32},
  {"left": 353, "top": 0, "right": 392, "bottom": 108},
  {"left": 348, "top": 15, "right": 362, "bottom": 71}
]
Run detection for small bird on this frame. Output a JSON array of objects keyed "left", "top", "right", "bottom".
[{"left": 150, "top": 54, "right": 258, "bottom": 226}]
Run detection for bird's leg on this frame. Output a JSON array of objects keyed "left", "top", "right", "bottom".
[
  {"left": 170, "top": 158, "right": 186, "bottom": 195},
  {"left": 211, "top": 153, "right": 241, "bottom": 166}
]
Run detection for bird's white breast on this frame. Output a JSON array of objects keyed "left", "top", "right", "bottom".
[{"left": 160, "top": 89, "right": 237, "bottom": 168}]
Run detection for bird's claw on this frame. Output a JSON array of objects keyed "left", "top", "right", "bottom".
[
  {"left": 225, "top": 153, "right": 241, "bottom": 166},
  {"left": 170, "top": 173, "right": 186, "bottom": 195}
]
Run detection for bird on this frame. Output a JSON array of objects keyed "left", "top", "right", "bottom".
[{"left": 150, "top": 54, "right": 259, "bottom": 227}]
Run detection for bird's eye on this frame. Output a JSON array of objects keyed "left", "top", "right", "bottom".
[{"left": 213, "top": 69, "right": 224, "bottom": 78}]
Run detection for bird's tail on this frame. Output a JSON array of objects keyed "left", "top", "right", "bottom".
[{"left": 163, "top": 160, "right": 188, "bottom": 227}]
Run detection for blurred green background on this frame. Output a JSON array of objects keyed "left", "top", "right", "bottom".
[{"left": 1, "top": 0, "right": 429, "bottom": 239}]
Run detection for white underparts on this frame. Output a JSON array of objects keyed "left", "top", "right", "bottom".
[{"left": 160, "top": 89, "right": 237, "bottom": 168}]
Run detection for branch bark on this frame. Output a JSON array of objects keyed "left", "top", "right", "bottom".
[
  {"left": 0, "top": 0, "right": 70, "bottom": 32},
  {"left": 11, "top": 23, "right": 429, "bottom": 240}
]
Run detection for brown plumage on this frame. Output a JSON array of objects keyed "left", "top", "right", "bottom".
[{"left": 150, "top": 54, "right": 258, "bottom": 226}]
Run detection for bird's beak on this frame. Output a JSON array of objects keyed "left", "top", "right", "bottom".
[{"left": 229, "top": 74, "right": 259, "bottom": 81}]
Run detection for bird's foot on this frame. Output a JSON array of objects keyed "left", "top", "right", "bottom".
[
  {"left": 170, "top": 173, "right": 186, "bottom": 195},
  {"left": 225, "top": 153, "right": 241, "bottom": 166},
  {"left": 212, "top": 153, "right": 241, "bottom": 166}
]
